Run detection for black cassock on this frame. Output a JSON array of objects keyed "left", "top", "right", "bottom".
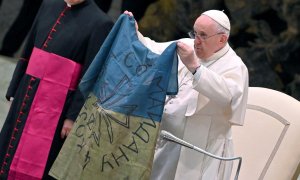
[{"left": 0, "top": 0, "right": 113, "bottom": 179}]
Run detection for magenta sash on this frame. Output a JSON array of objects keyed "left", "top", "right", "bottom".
[{"left": 8, "top": 47, "right": 82, "bottom": 180}]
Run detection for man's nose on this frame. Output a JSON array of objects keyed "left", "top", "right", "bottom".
[{"left": 194, "top": 37, "right": 202, "bottom": 45}]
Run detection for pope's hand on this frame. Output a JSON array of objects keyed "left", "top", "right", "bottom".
[
  {"left": 61, "top": 119, "right": 74, "bottom": 139},
  {"left": 123, "top": 10, "right": 138, "bottom": 32},
  {"left": 177, "top": 41, "right": 200, "bottom": 73}
]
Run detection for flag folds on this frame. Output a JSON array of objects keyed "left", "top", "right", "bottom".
[{"left": 49, "top": 14, "right": 178, "bottom": 180}]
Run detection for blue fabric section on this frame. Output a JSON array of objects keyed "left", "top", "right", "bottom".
[{"left": 79, "top": 14, "right": 178, "bottom": 122}]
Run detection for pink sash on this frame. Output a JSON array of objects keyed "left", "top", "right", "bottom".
[{"left": 8, "top": 47, "right": 82, "bottom": 180}]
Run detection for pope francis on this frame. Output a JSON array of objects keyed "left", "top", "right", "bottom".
[{"left": 126, "top": 9, "right": 249, "bottom": 180}]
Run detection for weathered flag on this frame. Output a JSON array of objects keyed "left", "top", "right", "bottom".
[{"left": 49, "top": 14, "right": 178, "bottom": 179}]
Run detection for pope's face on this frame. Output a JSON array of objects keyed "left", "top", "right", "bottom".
[
  {"left": 193, "top": 15, "right": 224, "bottom": 59},
  {"left": 64, "top": 0, "right": 85, "bottom": 5}
]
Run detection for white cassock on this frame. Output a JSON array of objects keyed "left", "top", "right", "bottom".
[{"left": 138, "top": 33, "right": 249, "bottom": 180}]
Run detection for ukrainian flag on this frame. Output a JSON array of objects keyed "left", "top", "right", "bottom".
[{"left": 49, "top": 14, "right": 178, "bottom": 179}]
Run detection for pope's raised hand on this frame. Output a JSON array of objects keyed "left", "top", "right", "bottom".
[
  {"left": 177, "top": 41, "right": 200, "bottom": 73},
  {"left": 123, "top": 10, "right": 138, "bottom": 32}
]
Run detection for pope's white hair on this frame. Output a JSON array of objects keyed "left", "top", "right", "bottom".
[{"left": 215, "top": 22, "right": 230, "bottom": 37}]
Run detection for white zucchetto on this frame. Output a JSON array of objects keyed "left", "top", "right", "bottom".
[{"left": 202, "top": 10, "right": 231, "bottom": 31}]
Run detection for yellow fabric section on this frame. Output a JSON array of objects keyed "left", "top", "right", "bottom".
[{"left": 49, "top": 93, "right": 160, "bottom": 180}]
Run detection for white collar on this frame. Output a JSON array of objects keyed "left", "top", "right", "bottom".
[{"left": 201, "top": 43, "right": 230, "bottom": 67}]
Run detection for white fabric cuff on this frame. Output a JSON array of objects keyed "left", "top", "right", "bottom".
[
  {"left": 193, "top": 65, "right": 202, "bottom": 80},
  {"left": 192, "top": 65, "right": 203, "bottom": 88}
]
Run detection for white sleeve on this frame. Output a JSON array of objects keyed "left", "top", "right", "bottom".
[{"left": 137, "top": 31, "right": 174, "bottom": 54}]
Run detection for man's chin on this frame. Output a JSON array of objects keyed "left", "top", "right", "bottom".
[{"left": 195, "top": 52, "right": 204, "bottom": 59}]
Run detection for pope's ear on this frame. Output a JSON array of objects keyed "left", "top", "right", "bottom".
[{"left": 219, "top": 34, "right": 228, "bottom": 44}]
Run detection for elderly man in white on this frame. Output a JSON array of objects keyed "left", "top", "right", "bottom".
[{"left": 125, "top": 9, "right": 249, "bottom": 180}]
